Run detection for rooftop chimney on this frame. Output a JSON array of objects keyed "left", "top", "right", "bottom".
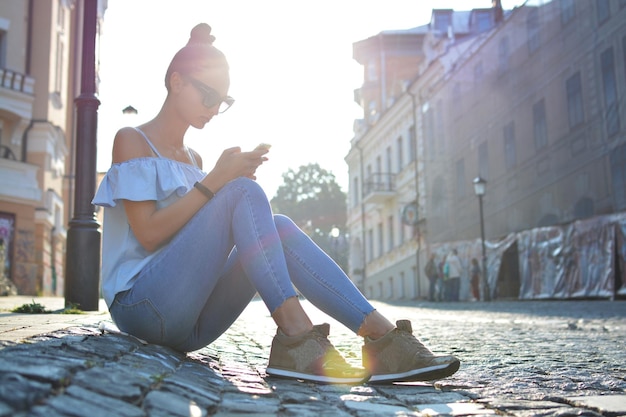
[{"left": 492, "top": 0, "right": 503, "bottom": 23}]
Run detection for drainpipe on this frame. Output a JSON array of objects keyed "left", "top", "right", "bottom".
[
  {"left": 355, "top": 141, "right": 368, "bottom": 294},
  {"left": 409, "top": 91, "right": 421, "bottom": 300},
  {"left": 26, "top": 0, "right": 33, "bottom": 74}
]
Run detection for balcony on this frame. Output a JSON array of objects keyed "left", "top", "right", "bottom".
[
  {"left": 363, "top": 172, "right": 396, "bottom": 205},
  {"left": 0, "top": 68, "right": 35, "bottom": 119},
  {"left": 0, "top": 157, "right": 41, "bottom": 204}
]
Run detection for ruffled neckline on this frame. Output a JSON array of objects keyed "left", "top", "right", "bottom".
[{"left": 92, "top": 157, "right": 206, "bottom": 208}]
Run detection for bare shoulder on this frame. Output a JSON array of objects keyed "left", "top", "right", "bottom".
[{"left": 112, "top": 126, "right": 154, "bottom": 163}]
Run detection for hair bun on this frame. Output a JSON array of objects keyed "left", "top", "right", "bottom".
[{"left": 188, "top": 23, "right": 215, "bottom": 46}]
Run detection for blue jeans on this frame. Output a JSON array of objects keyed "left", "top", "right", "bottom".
[{"left": 110, "top": 178, "right": 374, "bottom": 352}]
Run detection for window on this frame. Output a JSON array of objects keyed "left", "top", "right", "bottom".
[
  {"left": 475, "top": 11, "right": 492, "bottom": 32},
  {"left": 434, "top": 11, "right": 452, "bottom": 34},
  {"left": 526, "top": 8, "right": 540, "bottom": 54},
  {"left": 386, "top": 146, "right": 392, "bottom": 174},
  {"left": 432, "top": 176, "right": 447, "bottom": 231},
  {"left": 367, "top": 60, "right": 377, "bottom": 82},
  {"left": 623, "top": 36, "right": 626, "bottom": 82},
  {"left": 367, "top": 229, "right": 373, "bottom": 262},
  {"left": 368, "top": 100, "right": 378, "bottom": 123},
  {"left": 456, "top": 158, "right": 466, "bottom": 198},
  {"left": 396, "top": 136, "right": 403, "bottom": 170},
  {"left": 55, "top": 33, "right": 64, "bottom": 92},
  {"left": 597, "top": 0, "right": 610, "bottom": 25},
  {"left": 478, "top": 142, "right": 489, "bottom": 179},
  {"left": 452, "top": 82, "right": 462, "bottom": 114},
  {"left": 498, "top": 36, "right": 510, "bottom": 74},
  {"left": 408, "top": 125, "right": 416, "bottom": 162},
  {"left": 0, "top": 30, "right": 6, "bottom": 68},
  {"left": 377, "top": 222, "right": 383, "bottom": 258},
  {"left": 504, "top": 122, "right": 516, "bottom": 169},
  {"left": 57, "top": 0, "right": 66, "bottom": 27},
  {"left": 436, "top": 100, "right": 444, "bottom": 151},
  {"left": 601, "top": 48, "right": 620, "bottom": 136},
  {"left": 352, "top": 177, "right": 360, "bottom": 207},
  {"left": 560, "top": 0, "right": 575, "bottom": 25},
  {"left": 424, "top": 108, "right": 435, "bottom": 159},
  {"left": 387, "top": 215, "right": 394, "bottom": 251},
  {"left": 566, "top": 72, "right": 584, "bottom": 128},
  {"left": 610, "top": 143, "right": 626, "bottom": 211},
  {"left": 533, "top": 99, "right": 548, "bottom": 150}
]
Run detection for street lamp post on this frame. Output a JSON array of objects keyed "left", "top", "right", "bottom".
[
  {"left": 65, "top": 1, "right": 101, "bottom": 311},
  {"left": 473, "top": 177, "right": 490, "bottom": 301},
  {"left": 329, "top": 226, "right": 340, "bottom": 261}
]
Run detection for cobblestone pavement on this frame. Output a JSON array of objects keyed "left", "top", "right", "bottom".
[{"left": 0, "top": 298, "right": 624, "bottom": 416}]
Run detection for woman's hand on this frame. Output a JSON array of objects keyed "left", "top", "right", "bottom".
[{"left": 212, "top": 146, "right": 269, "bottom": 182}]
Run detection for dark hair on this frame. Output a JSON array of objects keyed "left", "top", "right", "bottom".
[{"left": 164, "top": 23, "right": 229, "bottom": 90}]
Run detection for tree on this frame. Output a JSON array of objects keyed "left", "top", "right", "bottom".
[{"left": 271, "top": 163, "right": 348, "bottom": 270}]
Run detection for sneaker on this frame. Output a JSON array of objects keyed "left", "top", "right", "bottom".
[
  {"left": 363, "top": 320, "right": 460, "bottom": 384},
  {"left": 266, "top": 323, "right": 370, "bottom": 385}
]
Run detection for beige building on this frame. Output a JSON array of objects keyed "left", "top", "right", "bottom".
[
  {"left": 346, "top": 1, "right": 626, "bottom": 300},
  {"left": 0, "top": 0, "right": 106, "bottom": 295}
]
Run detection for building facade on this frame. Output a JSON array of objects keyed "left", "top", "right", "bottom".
[
  {"left": 0, "top": 0, "right": 106, "bottom": 296},
  {"left": 346, "top": 0, "right": 626, "bottom": 300}
]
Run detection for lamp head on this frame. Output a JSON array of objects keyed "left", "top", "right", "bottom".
[{"left": 473, "top": 176, "right": 486, "bottom": 196}]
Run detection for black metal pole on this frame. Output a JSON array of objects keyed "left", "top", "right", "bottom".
[
  {"left": 65, "top": 0, "right": 101, "bottom": 310},
  {"left": 478, "top": 194, "right": 490, "bottom": 301}
]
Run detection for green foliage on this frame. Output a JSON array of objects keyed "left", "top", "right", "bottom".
[
  {"left": 11, "top": 300, "right": 84, "bottom": 314},
  {"left": 271, "top": 163, "right": 347, "bottom": 232},
  {"left": 60, "top": 303, "right": 85, "bottom": 314},
  {"left": 12, "top": 300, "right": 50, "bottom": 314},
  {"left": 271, "top": 163, "right": 348, "bottom": 270}
]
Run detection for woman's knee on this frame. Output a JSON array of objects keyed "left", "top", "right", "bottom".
[
  {"left": 274, "top": 214, "right": 298, "bottom": 233},
  {"left": 227, "top": 177, "right": 264, "bottom": 196}
]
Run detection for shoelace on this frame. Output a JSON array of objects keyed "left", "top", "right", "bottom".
[{"left": 396, "top": 329, "right": 435, "bottom": 357}]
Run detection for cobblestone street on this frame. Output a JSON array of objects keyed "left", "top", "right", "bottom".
[{"left": 0, "top": 298, "right": 624, "bottom": 416}]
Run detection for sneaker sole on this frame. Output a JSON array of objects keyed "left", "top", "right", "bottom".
[
  {"left": 367, "top": 359, "right": 460, "bottom": 384},
  {"left": 266, "top": 367, "right": 370, "bottom": 385}
]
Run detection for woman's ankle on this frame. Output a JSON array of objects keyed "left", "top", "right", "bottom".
[
  {"left": 357, "top": 310, "right": 395, "bottom": 340},
  {"left": 272, "top": 296, "right": 313, "bottom": 337}
]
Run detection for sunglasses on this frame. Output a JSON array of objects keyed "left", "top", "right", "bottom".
[{"left": 183, "top": 75, "right": 234, "bottom": 113}]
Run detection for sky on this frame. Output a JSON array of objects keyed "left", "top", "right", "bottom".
[{"left": 97, "top": 0, "right": 526, "bottom": 198}]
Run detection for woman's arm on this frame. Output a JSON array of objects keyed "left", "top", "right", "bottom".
[{"left": 112, "top": 128, "right": 268, "bottom": 252}]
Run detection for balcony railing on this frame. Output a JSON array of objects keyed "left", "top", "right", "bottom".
[
  {"left": 363, "top": 172, "right": 396, "bottom": 204},
  {"left": 0, "top": 68, "right": 35, "bottom": 95}
]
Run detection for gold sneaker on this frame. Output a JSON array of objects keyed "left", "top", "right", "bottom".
[
  {"left": 363, "top": 320, "right": 460, "bottom": 384},
  {"left": 266, "top": 323, "right": 370, "bottom": 385}
]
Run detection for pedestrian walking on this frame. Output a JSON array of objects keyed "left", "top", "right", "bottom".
[
  {"left": 470, "top": 258, "right": 481, "bottom": 301},
  {"left": 445, "top": 250, "right": 462, "bottom": 301},
  {"left": 425, "top": 253, "right": 439, "bottom": 301},
  {"left": 92, "top": 23, "right": 459, "bottom": 385},
  {"left": 438, "top": 254, "right": 447, "bottom": 301}
]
